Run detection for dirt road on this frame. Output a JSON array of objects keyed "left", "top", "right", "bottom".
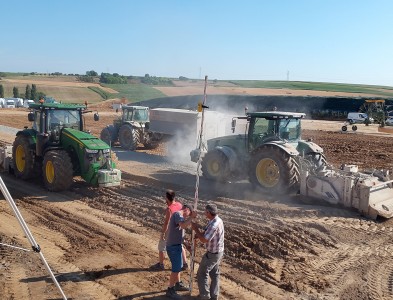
[{"left": 1, "top": 108, "right": 393, "bottom": 300}]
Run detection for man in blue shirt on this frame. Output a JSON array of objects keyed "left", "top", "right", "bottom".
[{"left": 165, "top": 203, "right": 196, "bottom": 299}]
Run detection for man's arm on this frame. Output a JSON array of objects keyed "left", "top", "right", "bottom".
[
  {"left": 191, "top": 222, "right": 209, "bottom": 243},
  {"left": 161, "top": 208, "right": 171, "bottom": 239},
  {"left": 178, "top": 211, "right": 197, "bottom": 229}
]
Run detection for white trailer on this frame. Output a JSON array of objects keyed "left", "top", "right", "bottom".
[
  {"left": 0, "top": 98, "right": 4, "bottom": 108},
  {"left": 149, "top": 108, "right": 245, "bottom": 147}
]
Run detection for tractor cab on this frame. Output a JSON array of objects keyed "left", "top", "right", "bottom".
[
  {"left": 246, "top": 112, "right": 304, "bottom": 151},
  {"left": 122, "top": 105, "right": 149, "bottom": 123}
]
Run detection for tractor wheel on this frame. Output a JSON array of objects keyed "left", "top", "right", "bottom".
[
  {"left": 249, "top": 145, "right": 299, "bottom": 194},
  {"left": 119, "top": 124, "right": 139, "bottom": 151},
  {"left": 201, "top": 150, "right": 230, "bottom": 182},
  {"left": 306, "top": 152, "right": 327, "bottom": 170},
  {"left": 42, "top": 150, "right": 73, "bottom": 192},
  {"left": 100, "top": 125, "right": 118, "bottom": 146},
  {"left": 12, "top": 135, "right": 39, "bottom": 179}
]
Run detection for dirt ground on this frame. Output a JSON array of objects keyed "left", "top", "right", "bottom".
[{"left": 1, "top": 107, "right": 393, "bottom": 300}]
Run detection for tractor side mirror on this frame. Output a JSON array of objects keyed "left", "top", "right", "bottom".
[
  {"left": 94, "top": 112, "right": 99, "bottom": 121},
  {"left": 28, "top": 112, "right": 35, "bottom": 122},
  {"left": 231, "top": 119, "right": 237, "bottom": 133}
]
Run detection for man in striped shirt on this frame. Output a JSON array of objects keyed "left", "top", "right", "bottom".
[{"left": 192, "top": 203, "right": 224, "bottom": 300}]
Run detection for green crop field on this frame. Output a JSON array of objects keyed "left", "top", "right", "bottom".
[
  {"left": 229, "top": 80, "right": 393, "bottom": 97},
  {"left": 101, "top": 83, "right": 166, "bottom": 103}
]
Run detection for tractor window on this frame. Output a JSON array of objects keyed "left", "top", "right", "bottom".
[
  {"left": 133, "top": 110, "right": 148, "bottom": 122},
  {"left": 32, "top": 111, "right": 41, "bottom": 131},
  {"left": 279, "top": 119, "right": 301, "bottom": 141},
  {"left": 48, "top": 110, "right": 81, "bottom": 131},
  {"left": 252, "top": 118, "right": 273, "bottom": 135}
]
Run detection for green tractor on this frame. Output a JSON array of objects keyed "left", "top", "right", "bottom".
[
  {"left": 190, "top": 111, "right": 325, "bottom": 194},
  {"left": 12, "top": 102, "right": 121, "bottom": 191},
  {"left": 100, "top": 105, "right": 160, "bottom": 151}
]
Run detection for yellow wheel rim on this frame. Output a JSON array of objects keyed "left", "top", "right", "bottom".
[
  {"left": 208, "top": 160, "right": 220, "bottom": 176},
  {"left": 45, "top": 161, "right": 55, "bottom": 183},
  {"left": 15, "top": 145, "right": 26, "bottom": 173},
  {"left": 256, "top": 158, "right": 279, "bottom": 187}
]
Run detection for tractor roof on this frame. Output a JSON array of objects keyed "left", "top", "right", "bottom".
[
  {"left": 29, "top": 102, "right": 87, "bottom": 110},
  {"left": 247, "top": 111, "right": 306, "bottom": 119},
  {"left": 122, "top": 104, "right": 149, "bottom": 110}
]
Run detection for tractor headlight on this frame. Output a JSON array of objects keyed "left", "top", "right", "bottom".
[{"left": 85, "top": 149, "right": 98, "bottom": 154}]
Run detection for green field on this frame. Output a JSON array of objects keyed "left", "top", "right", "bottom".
[
  {"left": 229, "top": 80, "right": 393, "bottom": 97},
  {"left": 102, "top": 83, "right": 166, "bottom": 102}
]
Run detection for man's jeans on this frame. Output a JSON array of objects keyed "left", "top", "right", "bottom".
[{"left": 197, "top": 251, "right": 223, "bottom": 299}]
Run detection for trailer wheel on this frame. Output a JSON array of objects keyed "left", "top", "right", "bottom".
[
  {"left": 100, "top": 125, "right": 118, "bottom": 146},
  {"left": 249, "top": 145, "right": 299, "bottom": 194},
  {"left": 201, "top": 150, "right": 230, "bottom": 182},
  {"left": 43, "top": 150, "right": 73, "bottom": 191},
  {"left": 352, "top": 125, "right": 357, "bottom": 131},
  {"left": 341, "top": 126, "right": 348, "bottom": 132},
  {"left": 119, "top": 124, "right": 139, "bottom": 151},
  {"left": 12, "top": 135, "right": 39, "bottom": 179}
]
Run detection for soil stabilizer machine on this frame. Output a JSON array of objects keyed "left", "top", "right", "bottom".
[
  {"left": 190, "top": 110, "right": 393, "bottom": 219},
  {"left": 1, "top": 102, "right": 121, "bottom": 191},
  {"left": 100, "top": 104, "right": 160, "bottom": 151}
]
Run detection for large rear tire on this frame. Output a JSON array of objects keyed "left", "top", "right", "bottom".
[
  {"left": 12, "top": 135, "right": 38, "bottom": 179},
  {"left": 43, "top": 150, "right": 73, "bottom": 191},
  {"left": 100, "top": 125, "right": 118, "bottom": 146},
  {"left": 119, "top": 124, "right": 139, "bottom": 151},
  {"left": 201, "top": 150, "right": 230, "bottom": 182},
  {"left": 249, "top": 146, "right": 299, "bottom": 194}
]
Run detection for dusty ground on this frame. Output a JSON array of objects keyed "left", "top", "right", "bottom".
[{"left": 1, "top": 107, "right": 393, "bottom": 300}]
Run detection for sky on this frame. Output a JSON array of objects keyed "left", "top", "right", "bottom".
[{"left": 2, "top": 0, "right": 393, "bottom": 86}]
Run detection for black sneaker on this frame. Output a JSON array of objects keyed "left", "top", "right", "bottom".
[
  {"left": 166, "top": 287, "right": 181, "bottom": 299},
  {"left": 181, "top": 263, "right": 189, "bottom": 271},
  {"left": 174, "top": 281, "right": 189, "bottom": 291},
  {"left": 150, "top": 262, "right": 164, "bottom": 271}
]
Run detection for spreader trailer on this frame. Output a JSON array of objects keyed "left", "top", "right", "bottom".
[{"left": 299, "top": 164, "right": 393, "bottom": 219}]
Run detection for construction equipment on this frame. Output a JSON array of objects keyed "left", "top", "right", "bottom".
[
  {"left": 189, "top": 110, "right": 393, "bottom": 219},
  {"left": 100, "top": 105, "right": 160, "bottom": 151},
  {"left": 190, "top": 111, "right": 326, "bottom": 194},
  {"left": 359, "top": 99, "right": 387, "bottom": 126},
  {"left": 0, "top": 102, "right": 121, "bottom": 191},
  {"left": 300, "top": 164, "right": 393, "bottom": 219}
]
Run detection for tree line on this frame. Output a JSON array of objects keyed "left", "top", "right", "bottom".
[{"left": 0, "top": 84, "right": 45, "bottom": 100}]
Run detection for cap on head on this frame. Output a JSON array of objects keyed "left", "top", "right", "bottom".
[
  {"left": 205, "top": 203, "right": 218, "bottom": 215},
  {"left": 182, "top": 203, "right": 193, "bottom": 212}
]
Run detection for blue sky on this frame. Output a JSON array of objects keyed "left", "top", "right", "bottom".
[{"left": 2, "top": 1, "right": 393, "bottom": 86}]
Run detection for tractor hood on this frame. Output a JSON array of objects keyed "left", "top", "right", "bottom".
[
  {"left": 206, "top": 134, "right": 247, "bottom": 149},
  {"left": 61, "top": 128, "right": 110, "bottom": 150}
]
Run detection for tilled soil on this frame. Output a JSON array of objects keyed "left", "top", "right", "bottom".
[{"left": 1, "top": 108, "right": 393, "bottom": 300}]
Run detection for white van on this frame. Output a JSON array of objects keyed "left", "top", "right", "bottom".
[
  {"left": 4, "top": 99, "right": 16, "bottom": 108},
  {"left": 23, "top": 99, "right": 35, "bottom": 108},
  {"left": 347, "top": 112, "right": 373, "bottom": 124}
]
